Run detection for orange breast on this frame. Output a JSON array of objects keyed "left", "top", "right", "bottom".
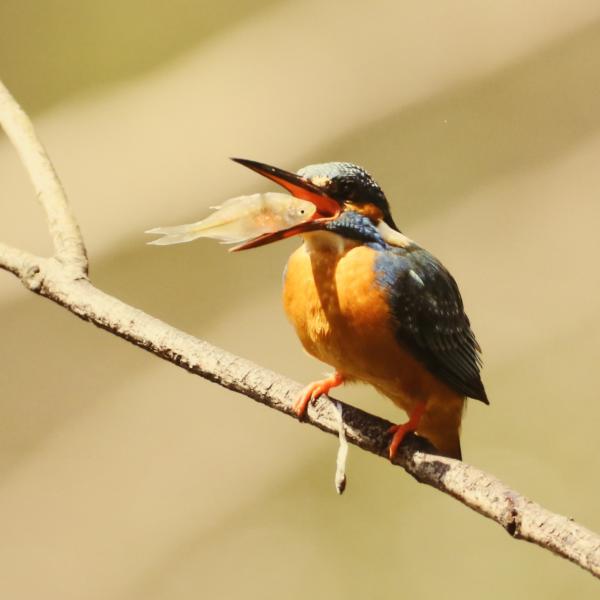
[
  {"left": 283, "top": 238, "right": 464, "bottom": 458},
  {"left": 285, "top": 241, "right": 429, "bottom": 403}
]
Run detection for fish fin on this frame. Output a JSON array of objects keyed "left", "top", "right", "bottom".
[
  {"left": 145, "top": 223, "right": 250, "bottom": 246},
  {"left": 145, "top": 223, "right": 204, "bottom": 246}
]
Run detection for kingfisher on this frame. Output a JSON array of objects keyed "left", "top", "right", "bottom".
[{"left": 231, "top": 158, "right": 488, "bottom": 460}]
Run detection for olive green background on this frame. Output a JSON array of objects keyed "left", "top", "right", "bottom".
[{"left": 1, "top": 1, "right": 599, "bottom": 598}]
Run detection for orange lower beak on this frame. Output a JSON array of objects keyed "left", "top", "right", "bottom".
[{"left": 229, "top": 216, "right": 328, "bottom": 251}]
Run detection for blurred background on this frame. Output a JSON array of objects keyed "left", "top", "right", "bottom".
[{"left": 1, "top": 1, "right": 600, "bottom": 598}]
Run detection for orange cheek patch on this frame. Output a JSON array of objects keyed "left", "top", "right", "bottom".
[{"left": 345, "top": 202, "right": 384, "bottom": 223}]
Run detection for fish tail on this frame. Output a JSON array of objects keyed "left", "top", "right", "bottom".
[{"left": 145, "top": 222, "right": 206, "bottom": 246}]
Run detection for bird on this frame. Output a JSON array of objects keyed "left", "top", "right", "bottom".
[{"left": 231, "top": 158, "right": 488, "bottom": 460}]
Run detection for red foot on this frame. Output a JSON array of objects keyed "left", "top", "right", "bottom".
[
  {"left": 387, "top": 402, "right": 427, "bottom": 460},
  {"left": 293, "top": 372, "right": 345, "bottom": 417}
]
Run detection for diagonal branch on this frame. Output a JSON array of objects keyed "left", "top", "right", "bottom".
[{"left": 1, "top": 79, "right": 599, "bottom": 580}]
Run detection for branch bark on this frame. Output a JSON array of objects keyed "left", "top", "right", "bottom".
[{"left": 1, "top": 80, "right": 599, "bottom": 580}]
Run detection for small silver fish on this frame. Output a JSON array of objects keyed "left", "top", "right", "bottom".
[{"left": 146, "top": 192, "right": 316, "bottom": 246}]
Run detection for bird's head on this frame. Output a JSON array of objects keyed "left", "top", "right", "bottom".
[{"left": 231, "top": 158, "right": 406, "bottom": 251}]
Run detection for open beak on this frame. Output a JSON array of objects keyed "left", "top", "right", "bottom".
[{"left": 230, "top": 158, "right": 341, "bottom": 251}]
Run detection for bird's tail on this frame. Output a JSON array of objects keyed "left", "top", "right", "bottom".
[{"left": 418, "top": 394, "right": 464, "bottom": 460}]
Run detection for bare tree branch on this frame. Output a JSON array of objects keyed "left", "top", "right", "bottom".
[
  {"left": 1, "top": 80, "right": 599, "bottom": 581},
  {"left": 0, "top": 242, "right": 40, "bottom": 280},
  {"left": 0, "top": 80, "right": 87, "bottom": 277}
]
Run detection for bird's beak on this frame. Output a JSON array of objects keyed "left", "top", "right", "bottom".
[{"left": 230, "top": 158, "right": 341, "bottom": 251}]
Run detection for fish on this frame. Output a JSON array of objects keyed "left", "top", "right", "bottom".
[{"left": 146, "top": 192, "right": 316, "bottom": 246}]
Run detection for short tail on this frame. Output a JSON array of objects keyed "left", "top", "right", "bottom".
[
  {"left": 418, "top": 394, "right": 465, "bottom": 460},
  {"left": 145, "top": 223, "right": 205, "bottom": 246}
]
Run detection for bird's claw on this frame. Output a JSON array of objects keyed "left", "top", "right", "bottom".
[
  {"left": 387, "top": 422, "right": 412, "bottom": 459},
  {"left": 293, "top": 372, "right": 344, "bottom": 417},
  {"left": 386, "top": 402, "right": 427, "bottom": 460}
]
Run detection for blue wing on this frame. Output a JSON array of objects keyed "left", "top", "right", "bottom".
[{"left": 375, "top": 245, "right": 488, "bottom": 403}]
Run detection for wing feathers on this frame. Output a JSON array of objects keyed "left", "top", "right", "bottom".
[{"left": 376, "top": 246, "right": 488, "bottom": 403}]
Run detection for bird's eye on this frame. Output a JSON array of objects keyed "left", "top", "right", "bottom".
[{"left": 300, "top": 209, "right": 305, "bottom": 214}]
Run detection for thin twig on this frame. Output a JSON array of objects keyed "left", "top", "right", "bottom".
[
  {"left": 334, "top": 401, "right": 348, "bottom": 494},
  {"left": 0, "top": 79, "right": 599, "bottom": 580}
]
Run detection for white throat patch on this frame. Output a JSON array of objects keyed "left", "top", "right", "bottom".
[
  {"left": 303, "top": 231, "right": 352, "bottom": 255},
  {"left": 376, "top": 221, "right": 413, "bottom": 248}
]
